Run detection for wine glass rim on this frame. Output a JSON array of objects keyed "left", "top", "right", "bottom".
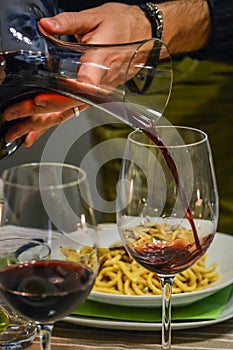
[
  {"left": 128, "top": 126, "right": 208, "bottom": 148},
  {"left": 1, "top": 162, "right": 87, "bottom": 189}
]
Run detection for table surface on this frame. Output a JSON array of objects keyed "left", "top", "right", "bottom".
[{"left": 26, "top": 317, "right": 233, "bottom": 350}]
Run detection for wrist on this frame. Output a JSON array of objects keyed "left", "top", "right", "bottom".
[{"left": 138, "top": 3, "right": 163, "bottom": 40}]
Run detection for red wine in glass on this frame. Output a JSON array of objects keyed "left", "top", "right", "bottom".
[
  {"left": 0, "top": 260, "right": 95, "bottom": 323},
  {"left": 127, "top": 232, "right": 214, "bottom": 276}
]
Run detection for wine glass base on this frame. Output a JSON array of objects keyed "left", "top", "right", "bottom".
[{"left": 0, "top": 309, "right": 36, "bottom": 349}]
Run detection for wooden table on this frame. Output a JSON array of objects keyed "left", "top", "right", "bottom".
[{"left": 26, "top": 317, "right": 233, "bottom": 350}]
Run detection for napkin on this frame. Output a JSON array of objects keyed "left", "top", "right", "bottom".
[{"left": 72, "top": 285, "right": 233, "bottom": 322}]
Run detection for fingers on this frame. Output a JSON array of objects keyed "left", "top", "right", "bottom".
[
  {"left": 24, "top": 129, "right": 49, "bottom": 147},
  {"left": 39, "top": 11, "right": 101, "bottom": 37},
  {"left": 5, "top": 109, "right": 75, "bottom": 144},
  {"left": 3, "top": 93, "right": 86, "bottom": 121}
]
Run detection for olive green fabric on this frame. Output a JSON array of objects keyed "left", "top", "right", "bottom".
[
  {"left": 92, "top": 57, "right": 233, "bottom": 234},
  {"left": 164, "top": 57, "right": 233, "bottom": 234}
]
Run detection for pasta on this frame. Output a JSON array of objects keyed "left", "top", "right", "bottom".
[
  {"left": 60, "top": 221, "right": 219, "bottom": 296},
  {"left": 60, "top": 245, "right": 98, "bottom": 271},
  {"left": 93, "top": 245, "right": 219, "bottom": 295}
]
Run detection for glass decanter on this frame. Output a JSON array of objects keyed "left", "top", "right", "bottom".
[{"left": 0, "top": 0, "right": 172, "bottom": 159}]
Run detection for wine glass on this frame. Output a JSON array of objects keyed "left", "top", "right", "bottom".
[
  {"left": 0, "top": 177, "right": 37, "bottom": 350},
  {"left": 0, "top": 162, "right": 99, "bottom": 350},
  {"left": 116, "top": 126, "right": 218, "bottom": 350}
]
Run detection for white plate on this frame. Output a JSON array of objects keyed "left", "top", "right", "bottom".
[
  {"left": 65, "top": 286, "right": 233, "bottom": 331},
  {"left": 90, "top": 225, "right": 233, "bottom": 307}
]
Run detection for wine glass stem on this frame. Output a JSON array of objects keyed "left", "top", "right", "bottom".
[
  {"left": 37, "top": 323, "right": 54, "bottom": 350},
  {"left": 160, "top": 276, "right": 174, "bottom": 350}
]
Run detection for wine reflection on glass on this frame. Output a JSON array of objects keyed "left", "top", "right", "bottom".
[
  {"left": 116, "top": 126, "right": 218, "bottom": 350},
  {"left": 0, "top": 162, "right": 99, "bottom": 350}
]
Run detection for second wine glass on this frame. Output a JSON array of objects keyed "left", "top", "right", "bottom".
[
  {"left": 116, "top": 126, "right": 218, "bottom": 350},
  {"left": 0, "top": 162, "right": 99, "bottom": 350}
]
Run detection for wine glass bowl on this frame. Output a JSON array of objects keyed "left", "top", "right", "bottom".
[
  {"left": 0, "top": 238, "right": 51, "bottom": 321},
  {"left": 0, "top": 236, "right": 96, "bottom": 324},
  {"left": 116, "top": 126, "right": 218, "bottom": 349},
  {"left": 0, "top": 162, "right": 99, "bottom": 350}
]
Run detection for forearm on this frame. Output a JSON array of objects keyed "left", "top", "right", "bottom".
[
  {"left": 140, "top": 0, "right": 233, "bottom": 60},
  {"left": 157, "top": 0, "right": 211, "bottom": 56}
]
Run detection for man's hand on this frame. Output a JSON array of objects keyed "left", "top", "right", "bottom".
[{"left": 3, "top": 94, "right": 87, "bottom": 147}]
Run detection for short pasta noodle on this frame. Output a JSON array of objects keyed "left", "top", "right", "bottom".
[{"left": 93, "top": 246, "right": 219, "bottom": 295}]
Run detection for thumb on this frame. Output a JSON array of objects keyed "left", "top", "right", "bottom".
[{"left": 39, "top": 11, "right": 100, "bottom": 36}]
